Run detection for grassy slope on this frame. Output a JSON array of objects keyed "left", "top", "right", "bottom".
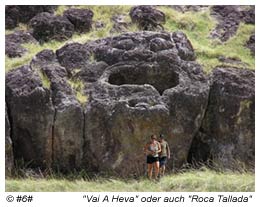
[
  {"left": 5, "top": 5, "right": 254, "bottom": 73},
  {"left": 6, "top": 169, "right": 254, "bottom": 192}
]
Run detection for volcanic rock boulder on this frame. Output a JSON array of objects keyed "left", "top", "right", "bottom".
[
  {"left": 129, "top": 6, "right": 165, "bottom": 30},
  {"left": 189, "top": 67, "right": 255, "bottom": 169},
  {"left": 6, "top": 65, "right": 54, "bottom": 168},
  {"left": 64, "top": 8, "right": 93, "bottom": 33},
  {"left": 80, "top": 31, "right": 209, "bottom": 174},
  {"left": 5, "top": 104, "right": 14, "bottom": 176},
  {"left": 5, "top": 5, "right": 57, "bottom": 29},
  {"left": 29, "top": 12, "right": 74, "bottom": 42},
  {"left": 30, "top": 50, "right": 84, "bottom": 171},
  {"left": 5, "top": 30, "right": 37, "bottom": 58}
]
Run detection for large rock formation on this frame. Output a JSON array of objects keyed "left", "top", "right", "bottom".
[
  {"left": 6, "top": 65, "right": 54, "bottom": 169},
  {"left": 5, "top": 104, "right": 14, "bottom": 176},
  {"left": 189, "top": 67, "right": 255, "bottom": 169},
  {"left": 30, "top": 49, "right": 84, "bottom": 172},
  {"left": 5, "top": 31, "right": 255, "bottom": 175},
  {"left": 29, "top": 12, "right": 74, "bottom": 42},
  {"left": 63, "top": 31, "right": 209, "bottom": 174},
  {"left": 6, "top": 50, "right": 85, "bottom": 172}
]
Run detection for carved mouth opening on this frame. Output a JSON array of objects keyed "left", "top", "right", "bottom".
[{"left": 108, "top": 66, "right": 179, "bottom": 95}]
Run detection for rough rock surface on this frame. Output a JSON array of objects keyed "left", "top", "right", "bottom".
[
  {"left": 5, "top": 5, "right": 57, "bottom": 29},
  {"left": 30, "top": 49, "right": 84, "bottom": 171},
  {"left": 5, "top": 6, "right": 20, "bottom": 29},
  {"left": 29, "top": 12, "right": 74, "bottom": 42},
  {"left": 5, "top": 42, "right": 27, "bottom": 58},
  {"left": 210, "top": 6, "right": 255, "bottom": 41},
  {"left": 5, "top": 30, "right": 37, "bottom": 58},
  {"left": 64, "top": 8, "right": 93, "bottom": 33},
  {"left": 240, "top": 7, "right": 255, "bottom": 24},
  {"left": 129, "top": 6, "right": 165, "bottom": 31},
  {"left": 5, "top": 104, "right": 14, "bottom": 176},
  {"left": 79, "top": 31, "right": 209, "bottom": 173},
  {"left": 189, "top": 67, "right": 255, "bottom": 169},
  {"left": 6, "top": 65, "right": 54, "bottom": 168},
  {"left": 246, "top": 34, "right": 255, "bottom": 56},
  {"left": 56, "top": 43, "right": 91, "bottom": 72}
]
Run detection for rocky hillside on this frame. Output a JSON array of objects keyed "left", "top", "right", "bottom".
[{"left": 5, "top": 5, "right": 255, "bottom": 176}]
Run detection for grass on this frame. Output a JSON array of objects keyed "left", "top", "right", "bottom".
[
  {"left": 6, "top": 169, "right": 254, "bottom": 192},
  {"left": 5, "top": 23, "right": 28, "bottom": 35},
  {"left": 38, "top": 70, "right": 51, "bottom": 89},
  {"left": 68, "top": 78, "right": 88, "bottom": 105}
]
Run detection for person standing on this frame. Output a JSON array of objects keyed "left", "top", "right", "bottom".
[
  {"left": 159, "top": 134, "right": 170, "bottom": 177},
  {"left": 144, "top": 135, "right": 161, "bottom": 180}
]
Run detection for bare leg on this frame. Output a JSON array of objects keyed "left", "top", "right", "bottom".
[
  {"left": 161, "top": 165, "right": 166, "bottom": 176},
  {"left": 159, "top": 166, "right": 163, "bottom": 176},
  {"left": 154, "top": 161, "right": 160, "bottom": 179},
  {"left": 147, "top": 164, "right": 153, "bottom": 179}
]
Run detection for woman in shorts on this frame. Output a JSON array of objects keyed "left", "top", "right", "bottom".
[{"left": 144, "top": 135, "right": 161, "bottom": 179}]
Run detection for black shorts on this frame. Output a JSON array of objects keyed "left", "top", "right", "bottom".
[
  {"left": 147, "top": 156, "right": 159, "bottom": 164},
  {"left": 159, "top": 156, "right": 167, "bottom": 167}
]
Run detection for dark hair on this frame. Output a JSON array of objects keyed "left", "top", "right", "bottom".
[
  {"left": 151, "top": 134, "right": 157, "bottom": 139},
  {"left": 159, "top": 134, "right": 164, "bottom": 138}
]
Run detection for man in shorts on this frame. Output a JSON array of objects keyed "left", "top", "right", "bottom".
[{"left": 159, "top": 134, "right": 170, "bottom": 177}]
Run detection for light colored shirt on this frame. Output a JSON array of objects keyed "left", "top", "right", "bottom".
[{"left": 160, "top": 140, "right": 169, "bottom": 157}]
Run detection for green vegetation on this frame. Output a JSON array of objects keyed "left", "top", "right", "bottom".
[
  {"left": 5, "top": 23, "right": 28, "bottom": 35},
  {"left": 68, "top": 78, "right": 88, "bottom": 105},
  {"left": 38, "top": 70, "right": 51, "bottom": 89},
  {"left": 159, "top": 6, "right": 254, "bottom": 72},
  {"left": 5, "top": 41, "right": 66, "bottom": 72},
  {"left": 6, "top": 169, "right": 254, "bottom": 192},
  {"left": 5, "top": 6, "right": 255, "bottom": 73},
  {"left": 57, "top": 5, "right": 137, "bottom": 42}
]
